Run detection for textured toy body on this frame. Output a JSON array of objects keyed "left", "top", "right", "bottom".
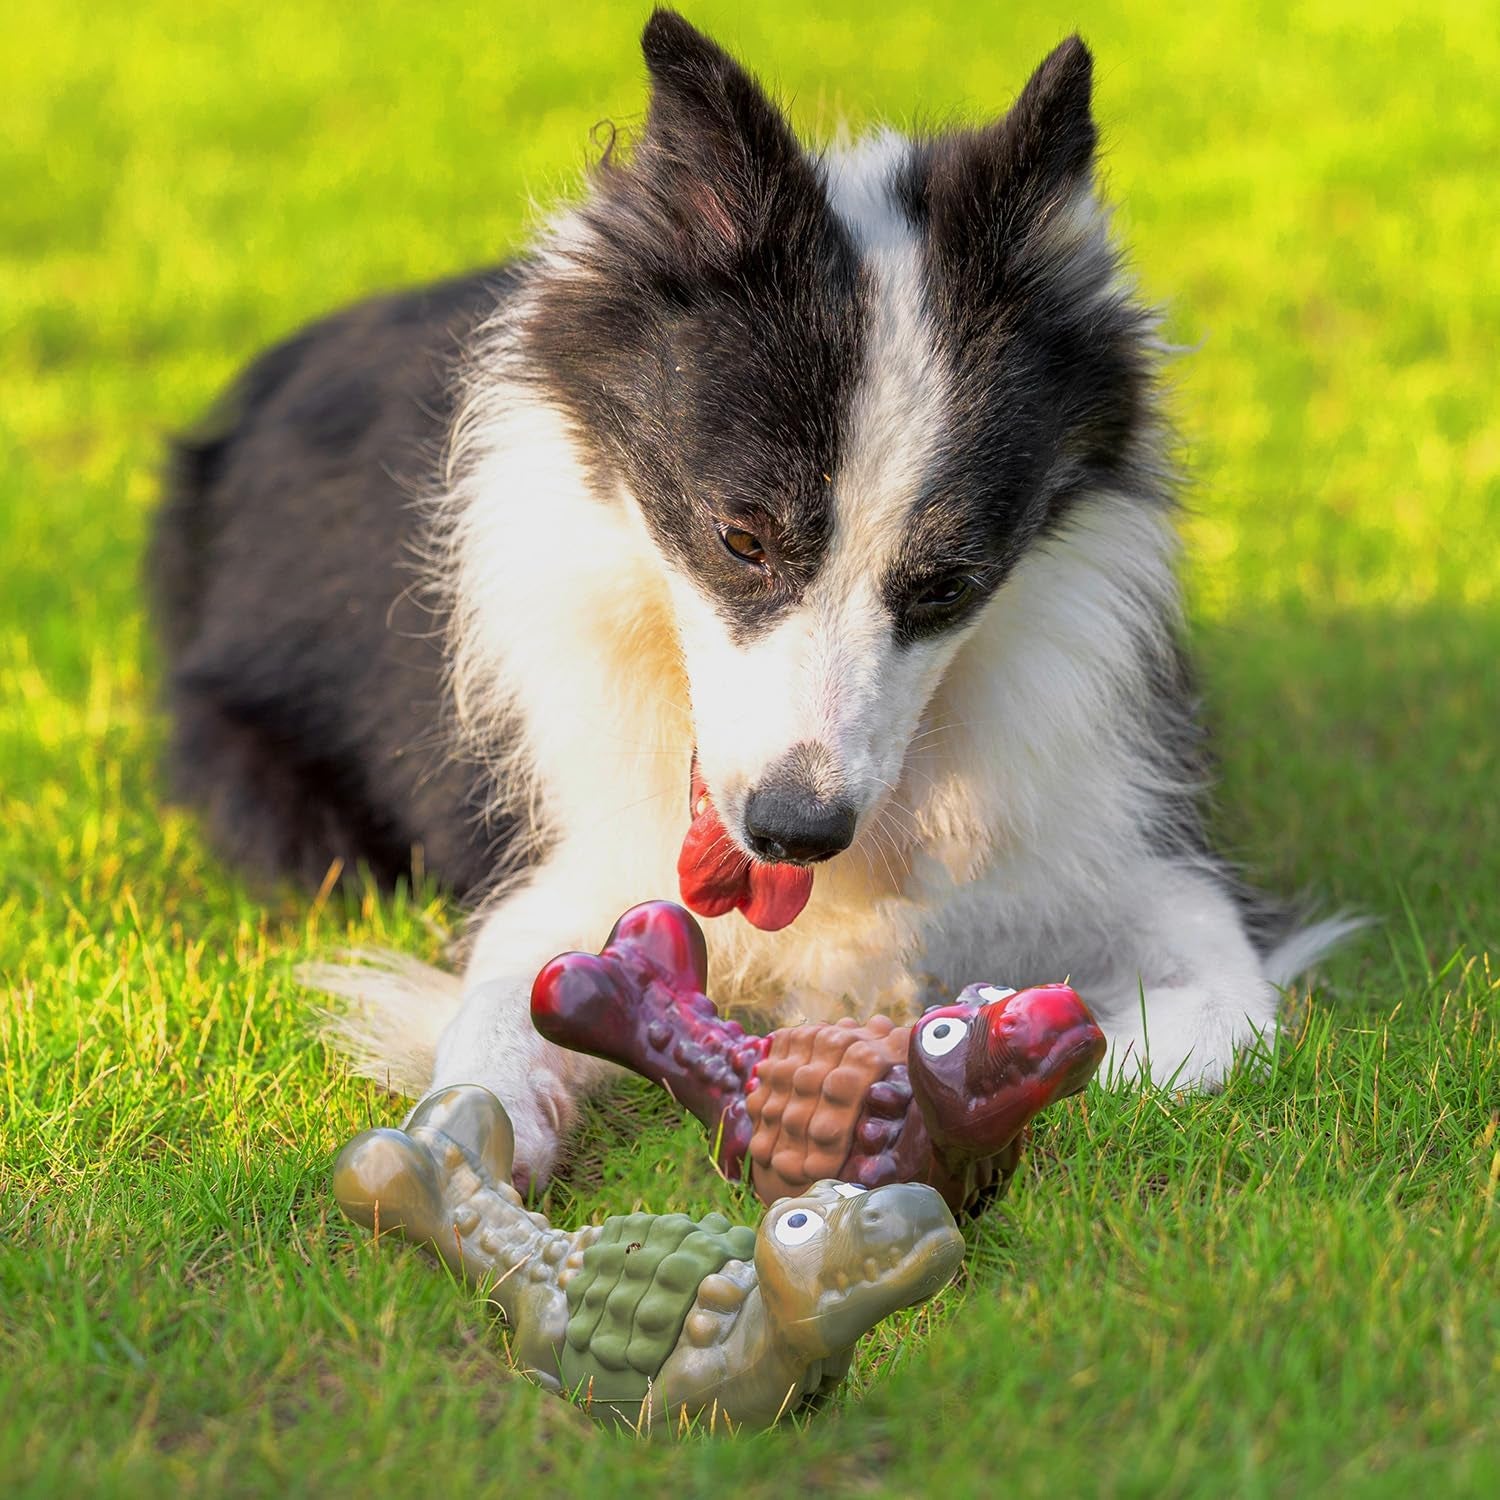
[
  {"left": 559, "top": 1210, "right": 755, "bottom": 1405},
  {"left": 746, "top": 1016, "right": 941, "bottom": 1200},
  {"left": 531, "top": 902, "right": 1108, "bottom": 1212},
  {"left": 333, "top": 1085, "right": 964, "bottom": 1432}
]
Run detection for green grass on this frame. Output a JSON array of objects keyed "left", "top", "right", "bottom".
[{"left": 2, "top": 0, "right": 1497, "bottom": 1493}]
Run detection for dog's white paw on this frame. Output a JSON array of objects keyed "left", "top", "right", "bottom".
[
  {"left": 427, "top": 978, "right": 582, "bottom": 1191},
  {"left": 497, "top": 1072, "right": 573, "bottom": 1193},
  {"left": 1098, "top": 979, "right": 1280, "bottom": 1091}
]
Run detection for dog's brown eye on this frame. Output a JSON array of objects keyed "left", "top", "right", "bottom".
[
  {"left": 914, "top": 575, "right": 974, "bottom": 610},
  {"left": 718, "top": 524, "right": 767, "bottom": 567}
]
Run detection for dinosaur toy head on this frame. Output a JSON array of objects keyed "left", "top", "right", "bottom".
[
  {"left": 908, "top": 983, "right": 1107, "bottom": 1162},
  {"left": 753, "top": 1180, "right": 965, "bottom": 1358}
]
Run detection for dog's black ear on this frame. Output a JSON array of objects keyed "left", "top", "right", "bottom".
[
  {"left": 634, "top": 8, "right": 809, "bottom": 260},
  {"left": 995, "top": 35, "right": 1097, "bottom": 189},
  {"left": 908, "top": 36, "right": 1099, "bottom": 280}
]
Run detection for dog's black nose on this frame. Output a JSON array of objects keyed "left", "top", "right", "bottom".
[{"left": 743, "top": 786, "right": 857, "bottom": 865}]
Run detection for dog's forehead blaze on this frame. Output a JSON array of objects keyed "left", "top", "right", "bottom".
[
  {"left": 650, "top": 130, "right": 985, "bottom": 645},
  {"left": 822, "top": 134, "right": 953, "bottom": 596}
]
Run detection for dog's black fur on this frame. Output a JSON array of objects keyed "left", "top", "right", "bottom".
[{"left": 151, "top": 270, "right": 524, "bottom": 895}]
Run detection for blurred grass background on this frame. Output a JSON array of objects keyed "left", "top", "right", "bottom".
[{"left": 1, "top": 1, "right": 1496, "bottom": 1494}]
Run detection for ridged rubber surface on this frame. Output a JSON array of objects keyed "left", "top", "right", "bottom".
[{"left": 560, "top": 1210, "right": 757, "bottom": 1400}]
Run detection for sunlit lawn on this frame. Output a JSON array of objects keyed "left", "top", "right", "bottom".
[{"left": 2, "top": 1, "right": 1496, "bottom": 1493}]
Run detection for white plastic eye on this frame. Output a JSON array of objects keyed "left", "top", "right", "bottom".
[
  {"left": 918, "top": 1014, "right": 969, "bottom": 1058},
  {"left": 772, "top": 1207, "right": 826, "bottom": 1246},
  {"left": 831, "top": 1181, "right": 867, "bottom": 1199},
  {"left": 977, "top": 985, "right": 1017, "bottom": 1005}
]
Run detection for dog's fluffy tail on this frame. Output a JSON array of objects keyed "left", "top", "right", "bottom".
[
  {"left": 1261, "top": 913, "right": 1370, "bottom": 989},
  {"left": 301, "top": 951, "right": 463, "bottom": 1097}
]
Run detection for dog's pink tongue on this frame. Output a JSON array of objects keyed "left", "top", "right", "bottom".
[
  {"left": 739, "top": 860, "right": 814, "bottom": 931},
  {"left": 677, "top": 782, "right": 813, "bottom": 932}
]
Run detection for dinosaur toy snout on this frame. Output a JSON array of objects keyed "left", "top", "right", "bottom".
[{"left": 909, "top": 982, "right": 1107, "bottom": 1159}]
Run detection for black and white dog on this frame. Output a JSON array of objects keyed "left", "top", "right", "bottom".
[{"left": 152, "top": 11, "right": 1351, "bottom": 1181}]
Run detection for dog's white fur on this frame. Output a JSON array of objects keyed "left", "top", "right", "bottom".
[{"left": 315, "top": 132, "right": 1356, "bottom": 1180}]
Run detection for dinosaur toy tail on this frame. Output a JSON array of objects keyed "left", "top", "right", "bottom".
[
  {"left": 530, "top": 902, "right": 766, "bottom": 1179},
  {"left": 332, "top": 1085, "right": 518, "bottom": 1282}
]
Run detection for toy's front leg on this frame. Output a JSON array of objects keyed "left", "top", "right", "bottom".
[
  {"left": 811, "top": 1347, "right": 855, "bottom": 1398},
  {"left": 501, "top": 1271, "right": 577, "bottom": 1391},
  {"left": 652, "top": 1261, "right": 766, "bottom": 1430},
  {"left": 530, "top": 901, "right": 766, "bottom": 1179}
]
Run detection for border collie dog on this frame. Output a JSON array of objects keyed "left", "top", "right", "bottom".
[{"left": 153, "top": 10, "right": 1350, "bottom": 1181}]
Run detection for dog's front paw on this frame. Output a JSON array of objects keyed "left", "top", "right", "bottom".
[
  {"left": 501, "top": 1083, "right": 571, "bottom": 1196},
  {"left": 430, "top": 976, "right": 592, "bottom": 1192},
  {"left": 1098, "top": 979, "right": 1280, "bottom": 1091}
]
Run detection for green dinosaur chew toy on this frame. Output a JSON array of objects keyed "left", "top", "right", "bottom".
[{"left": 333, "top": 1084, "right": 965, "bottom": 1433}]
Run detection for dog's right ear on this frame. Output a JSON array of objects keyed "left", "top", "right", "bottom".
[
  {"left": 904, "top": 36, "right": 1106, "bottom": 304},
  {"left": 992, "top": 35, "right": 1098, "bottom": 193},
  {"left": 632, "top": 8, "right": 811, "bottom": 264}
]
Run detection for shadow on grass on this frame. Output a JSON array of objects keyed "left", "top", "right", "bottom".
[{"left": 1193, "top": 601, "right": 1499, "bottom": 965}]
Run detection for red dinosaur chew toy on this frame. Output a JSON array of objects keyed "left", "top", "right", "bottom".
[{"left": 531, "top": 901, "right": 1107, "bottom": 1213}]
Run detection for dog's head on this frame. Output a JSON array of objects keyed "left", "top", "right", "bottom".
[{"left": 526, "top": 10, "right": 1158, "bottom": 921}]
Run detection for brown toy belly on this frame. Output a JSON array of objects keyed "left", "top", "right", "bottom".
[
  {"left": 745, "top": 1017, "right": 909, "bottom": 1202},
  {"left": 744, "top": 1020, "right": 1024, "bottom": 1212}
]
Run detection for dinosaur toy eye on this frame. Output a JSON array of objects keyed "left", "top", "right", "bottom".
[
  {"left": 977, "top": 985, "right": 1017, "bottom": 1004},
  {"left": 772, "top": 1208, "right": 826, "bottom": 1246},
  {"left": 831, "top": 1182, "right": 866, "bottom": 1198},
  {"left": 918, "top": 1015, "right": 969, "bottom": 1058}
]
